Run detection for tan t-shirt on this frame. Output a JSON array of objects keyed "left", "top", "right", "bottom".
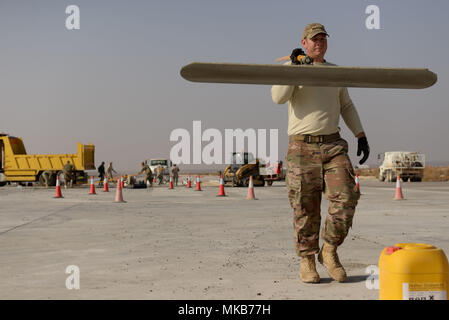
[{"left": 271, "top": 61, "right": 364, "bottom": 137}]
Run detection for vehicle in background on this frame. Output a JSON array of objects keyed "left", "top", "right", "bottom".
[
  {"left": 222, "top": 152, "right": 265, "bottom": 187},
  {"left": 146, "top": 158, "right": 172, "bottom": 183},
  {"left": 259, "top": 161, "right": 285, "bottom": 186},
  {"left": 378, "top": 151, "right": 425, "bottom": 182},
  {"left": 0, "top": 133, "right": 95, "bottom": 186}
]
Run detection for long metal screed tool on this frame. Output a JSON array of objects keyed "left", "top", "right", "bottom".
[{"left": 180, "top": 62, "right": 437, "bottom": 89}]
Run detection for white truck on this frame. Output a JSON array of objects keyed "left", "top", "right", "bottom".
[
  {"left": 378, "top": 151, "right": 425, "bottom": 182},
  {"left": 145, "top": 158, "right": 172, "bottom": 183}
]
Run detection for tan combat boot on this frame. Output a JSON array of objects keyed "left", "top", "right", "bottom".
[
  {"left": 299, "top": 255, "right": 320, "bottom": 283},
  {"left": 318, "top": 242, "right": 347, "bottom": 282}
]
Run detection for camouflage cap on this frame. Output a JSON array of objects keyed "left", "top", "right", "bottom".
[{"left": 302, "top": 23, "right": 329, "bottom": 39}]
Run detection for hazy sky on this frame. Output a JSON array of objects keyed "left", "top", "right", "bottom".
[{"left": 1, "top": 0, "right": 448, "bottom": 172}]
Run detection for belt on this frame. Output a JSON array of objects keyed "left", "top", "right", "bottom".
[{"left": 289, "top": 132, "right": 341, "bottom": 143}]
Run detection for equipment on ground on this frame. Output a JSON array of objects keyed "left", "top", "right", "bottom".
[
  {"left": 0, "top": 133, "right": 95, "bottom": 187},
  {"left": 180, "top": 62, "right": 437, "bottom": 89},
  {"left": 378, "top": 151, "right": 425, "bottom": 182},
  {"left": 379, "top": 243, "right": 449, "bottom": 300},
  {"left": 222, "top": 152, "right": 265, "bottom": 187}
]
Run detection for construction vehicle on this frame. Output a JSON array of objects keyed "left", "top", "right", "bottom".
[
  {"left": 378, "top": 151, "right": 425, "bottom": 182},
  {"left": 222, "top": 152, "right": 265, "bottom": 187},
  {"left": 0, "top": 133, "right": 95, "bottom": 186},
  {"left": 146, "top": 158, "right": 171, "bottom": 184}
]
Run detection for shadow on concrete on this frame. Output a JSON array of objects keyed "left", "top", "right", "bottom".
[
  {"left": 345, "top": 275, "right": 368, "bottom": 283},
  {"left": 318, "top": 275, "right": 367, "bottom": 284}
]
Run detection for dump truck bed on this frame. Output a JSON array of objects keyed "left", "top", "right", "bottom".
[{"left": 0, "top": 135, "right": 95, "bottom": 182}]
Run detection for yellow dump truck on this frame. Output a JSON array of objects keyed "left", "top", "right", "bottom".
[{"left": 0, "top": 133, "right": 95, "bottom": 186}]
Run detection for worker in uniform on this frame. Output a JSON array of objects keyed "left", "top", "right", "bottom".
[
  {"left": 156, "top": 164, "right": 165, "bottom": 185},
  {"left": 138, "top": 162, "right": 153, "bottom": 187},
  {"left": 107, "top": 162, "right": 117, "bottom": 181},
  {"left": 171, "top": 164, "right": 180, "bottom": 186},
  {"left": 271, "top": 23, "right": 370, "bottom": 283},
  {"left": 98, "top": 161, "right": 105, "bottom": 186},
  {"left": 62, "top": 160, "right": 75, "bottom": 188},
  {"left": 41, "top": 170, "right": 54, "bottom": 188}
]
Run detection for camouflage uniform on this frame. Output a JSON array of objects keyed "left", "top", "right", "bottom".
[
  {"left": 107, "top": 162, "right": 117, "bottom": 181},
  {"left": 62, "top": 161, "right": 75, "bottom": 188},
  {"left": 156, "top": 165, "right": 165, "bottom": 185},
  {"left": 171, "top": 165, "right": 180, "bottom": 186},
  {"left": 286, "top": 137, "right": 360, "bottom": 257},
  {"left": 41, "top": 170, "right": 54, "bottom": 188},
  {"left": 139, "top": 163, "right": 153, "bottom": 187}
]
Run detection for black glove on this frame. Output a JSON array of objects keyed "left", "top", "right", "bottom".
[
  {"left": 357, "top": 137, "right": 370, "bottom": 165},
  {"left": 290, "top": 48, "right": 305, "bottom": 65},
  {"left": 290, "top": 48, "right": 314, "bottom": 65}
]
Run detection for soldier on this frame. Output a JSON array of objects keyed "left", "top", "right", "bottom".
[
  {"left": 41, "top": 170, "right": 53, "bottom": 188},
  {"left": 107, "top": 162, "right": 117, "bottom": 181},
  {"left": 98, "top": 161, "right": 105, "bottom": 186},
  {"left": 156, "top": 164, "right": 165, "bottom": 185},
  {"left": 171, "top": 164, "right": 180, "bottom": 186},
  {"left": 138, "top": 162, "right": 153, "bottom": 187},
  {"left": 62, "top": 160, "right": 75, "bottom": 188},
  {"left": 271, "top": 23, "right": 370, "bottom": 283}
]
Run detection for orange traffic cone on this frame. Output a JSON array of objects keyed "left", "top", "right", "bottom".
[
  {"left": 115, "top": 177, "right": 126, "bottom": 203},
  {"left": 195, "top": 175, "right": 202, "bottom": 191},
  {"left": 217, "top": 175, "right": 226, "bottom": 196},
  {"left": 103, "top": 177, "right": 109, "bottom": 192},
  {"left": 355, "top": 174, "right": 361, "bottom": 194},
  {"left": 89, "top": 176, "right": 96, "bottom": 195},
  {"left": 153, "top": 176, "right": 157, "bottom": 184},
  {"left": 186, "top": 176, "right": 192, "bottom": 188},
  {"left": 121, "top": 176, "right": 125, "bottom": 189},
  {"left": 394, "top": 175, "right": 404, "bottom": 200},
  {"left": 169, "top": 175, "right": 174, "bottom": 189},
  {"left": 54, "top": 176, "right": 63, "bottom": 198},
  {"left": 246, "top": 176, "right": 256, "bottom": 200}
]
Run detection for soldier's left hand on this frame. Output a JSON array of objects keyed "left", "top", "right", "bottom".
[{"left": 357, "top": 137, "right": 370, "bottom": 165}]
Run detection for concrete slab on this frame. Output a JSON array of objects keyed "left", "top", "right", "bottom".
[{"left": 0, "top": 180, "right": 448, "bottom": 299}]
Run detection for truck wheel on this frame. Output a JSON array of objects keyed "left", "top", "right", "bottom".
[
  {"left": 401, "top": 177, "right": 408, "bottom": 182},
  {"left": 267, "top": 180, "right": 273, "bottom": 186},
  {"left": 378, "top": 174, "right": 385, "bottom": 182},
  {"left": 415, "top": 177, "right": 422, "bottom": 182},
  {"left": 0, "top": 181, "right": 6, "bottom": 187}
]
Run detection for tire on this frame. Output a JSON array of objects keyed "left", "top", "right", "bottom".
[
  {"left": 415, "top": 177, "right": 422, "bottom": 182},
  {"left": 401, "top": 177, "right": 408, "bottom": 182},
  {"left": 378, "top": 173, "right": 385, "bottom": 182},
  {"left": 267, "top": 180, "right": 273, "bottom": 186}
]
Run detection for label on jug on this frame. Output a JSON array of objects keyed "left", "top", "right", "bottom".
[{"left": 402, "top": 283, "right": 447, "bottom": 300}]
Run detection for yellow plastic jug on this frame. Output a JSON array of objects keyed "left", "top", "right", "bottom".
[{"left": 379, "top": 243, "right": 449, "bottom": 300}]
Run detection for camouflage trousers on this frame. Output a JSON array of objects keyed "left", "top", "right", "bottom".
[{"left": 286, "top": 137, "right": 360, "bottom": 257}]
